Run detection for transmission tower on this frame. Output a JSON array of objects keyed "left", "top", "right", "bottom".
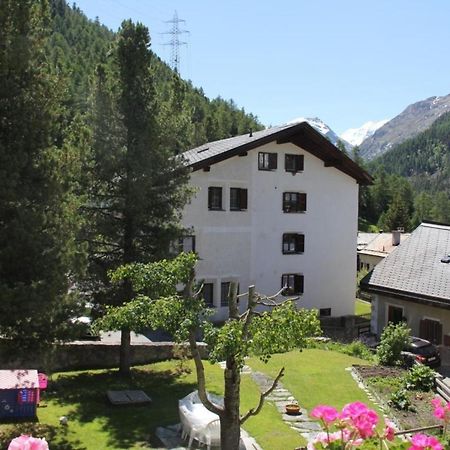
[{"left": 162, "top": 11, "right": 189, "bottom": 73}]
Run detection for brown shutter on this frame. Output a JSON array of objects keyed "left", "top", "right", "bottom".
[
  {"left": 299, "top": 193, "right": 307, "bottom": 211},
  {"left": 240, "top": 189, "right": 248, "bottom": 210},
  {"left": 269, "top": 153, "right": 277, "bottom": 170},
  {"left": 208, "top": 187, "right": 213, "bottom": 209},
  {"left": 297, "top": 234, "right": 305, "bottom": 252},
  {"left": 297, "top": 155, "right": 304, "bottom": 171},
  {"left": 295, "top": 275, "right": 304, "bottom": 294},
  {"left": 436, "top": 322, "right": 443, "bottom": 345}
]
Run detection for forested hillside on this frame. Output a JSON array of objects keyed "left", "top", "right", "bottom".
[
  {"left": 0, "top": 0, "right": 262, "bottom": 358},
  {"left": 357, "top": 112, "right": 450, "bottom": 231},
  {"left": 48, "top": 0, "right": 263, "bottom": 147},
  {"left": 374, "top": 111, "right": 450, "bottom": 195}
]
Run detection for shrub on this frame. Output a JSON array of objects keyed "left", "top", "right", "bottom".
[
  {"left": 404, "top": 364, "right": 436, "bottom": 392},
  {"left": 389, "top": 388, "right": 412, "bottom": 411},
  {"left": 342, "top": 340, "right": 374, "bottom": 360},
  {"left": 376, "top": 322, "right": 411, "bottom": 366}
]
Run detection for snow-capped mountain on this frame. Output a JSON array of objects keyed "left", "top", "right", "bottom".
[
  {"left": 287, "top": 117, "right": 350, "bottom": 149},
  {"left": 340, "top": 119, "right": 389, "bottom": 147},
  {"left": 359, "top": 94, "right": 450, "bottom": 160}
]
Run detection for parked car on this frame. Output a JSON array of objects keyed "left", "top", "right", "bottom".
[{"left": 401, "top": 337, "right": 441, "bottom": 368}]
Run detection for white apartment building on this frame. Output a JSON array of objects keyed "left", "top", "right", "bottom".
[{"left": 180, "top": 122, "right": 372, "bottom": 322}]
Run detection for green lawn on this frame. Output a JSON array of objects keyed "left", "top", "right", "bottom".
[
  {"left": 355, "top": 298, "right": 371, "bottom": 316},
  {"left": 248, "top": 349, "right": 377, "bottom": 411},
  {"left": 0, "top": 350, "right": 376, "bottom": 450}
]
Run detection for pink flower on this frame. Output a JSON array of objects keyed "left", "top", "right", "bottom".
[
  {"left": 340, "top": 401, "right": 378, "bottom": 439},
  {"left": 431, "top": 397, "right": 450, "bottom": 422},
  {"left": 310, "top": 405, "right": 339, "bottom": 425},
  {"left": 340, "top": 401, "right": 369, "bottom": 419},
  {"left": 409, "top": 433, "right": 443, "bottom": 450},
  {"left": 307, "top": 431, "right": 341, "bottom": 449},
  {"left": 8, "top": 435, "right": 49, "bottom": 450},
  {"left": 383, "top": 419, "right": 396, "bottom": 441}
]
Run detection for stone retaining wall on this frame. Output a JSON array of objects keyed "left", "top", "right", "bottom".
[{"left": 0, "top": 341, "right": 208, "bottom": 372}]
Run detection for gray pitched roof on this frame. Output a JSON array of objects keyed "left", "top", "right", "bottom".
[
  {"left": 361, "top": 222, "right": 450, "bottom": 302},
  {"left": 182, "top": 124, "right": 293, "bottom": 166},
  {"left": 180, "top": 122, "right": 372, "bottom": 185}
]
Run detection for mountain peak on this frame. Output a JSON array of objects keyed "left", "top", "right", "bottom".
[
  {"left": 359, "top": 93, "right": 450, "bottom": 160},
  {"left": 341, "top": 119, "right": 389, "bottom": 147},
  {"left": 285, "top": 116, "right": 350, "bottom": 148}
]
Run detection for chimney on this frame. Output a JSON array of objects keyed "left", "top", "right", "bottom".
[
  {"left": 392, "top": 230, "right": 401, "bottom": 246},
  {"left": 249, "top": 128, "right": 253, "bottom": 137}
]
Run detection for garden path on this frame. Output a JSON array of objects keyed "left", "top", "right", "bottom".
[{"left": 250, "top": 370, "right": 322, "bottom": 442}]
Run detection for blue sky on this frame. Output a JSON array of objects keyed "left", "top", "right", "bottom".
[{"left": 74, "top": 0, "right": 450, "bottom": 134}]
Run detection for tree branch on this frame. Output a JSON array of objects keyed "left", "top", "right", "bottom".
[
  {"left": 188, "top": 329, "right": 223, "bottom": 416},
  {"left": 256, "top": 297, "right": 299, "bottom": 307},
  {"left": 241, "top": 285, "right": 256, "bottom": 341},
  {"left": 228, "top": 282, "right": 239, "bottom": 320},
  {"left": 184, "top": 269, "right": 223, "bottom": 416},
  {"left": 240, "top": 366, "right": 285, "bottom": 424}
]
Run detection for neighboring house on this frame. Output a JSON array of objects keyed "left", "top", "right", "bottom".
[
  {"left": 357, "top": 231, "right": 411, "bottom": 272},
  {"left": 360, "top": 222, "right": 450, "bottom": 344},
  {"left": 180, "top": 122, "right": 371, "bottom": 322}
]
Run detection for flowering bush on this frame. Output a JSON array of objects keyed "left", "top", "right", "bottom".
[
  {"left": 8, "top": 434, "right": 49, "bottom": 450},
  {"left": 308, "top": 400, "right": 446, "bottom": 450}
]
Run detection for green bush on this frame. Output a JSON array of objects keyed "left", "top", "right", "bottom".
[
  {"left": 376, "top": 322, "right": 411, "bottom": 366},
  {"left": 389, "top": 388, "right": 412, "bottom": 411},
  {"left": 403, "top": 364, "right": 436, "bottom": 391},
  {"left": 341, "top": 340, "right": 374, "bottom": 360}
]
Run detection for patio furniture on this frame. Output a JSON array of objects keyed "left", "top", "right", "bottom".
[
  {"left": 178, "top": 390, "right": 223, "bottom": 448},
  {"left": 197, "top": 418, "right": 221, "bottom": 450}
]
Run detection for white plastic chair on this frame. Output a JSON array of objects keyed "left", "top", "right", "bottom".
[{"left": 197, "top": 418, "right": 221, "bottom": 450}]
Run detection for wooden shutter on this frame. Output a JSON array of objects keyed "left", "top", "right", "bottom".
[
  {"left": 296, "top": 234, "right": 305, "bottom": 252},
  {"left": 239, "top": 189, "right": 248, "bottom": 210},
  {"left": 269, "top": 153, "right": 277, "bottom": 170},
  {"left": 208, "top": 187, "right": 213, "bottom": 209},
  {"left": 299, "top": 193, "right": 307, "bottom": 212},
  {"left": 297, "top": 155, "right": 304, "bottom": 171},
  {"left": 294, "top": 275, "right": 304, "bottom": 294}
]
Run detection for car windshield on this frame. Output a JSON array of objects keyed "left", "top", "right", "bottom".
[{"left": 409, "top": 343, "right": 436, "bottom": 356}]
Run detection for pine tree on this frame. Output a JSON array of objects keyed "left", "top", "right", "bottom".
[
  {"left": 0, "top": 0, "right": 87, "bottom": 351},
  {"left": 87, "top": 20, "right": 191, "bottom": 374}
]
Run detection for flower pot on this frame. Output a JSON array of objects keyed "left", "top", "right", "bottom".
[{"left": 285, "top": 404, "right": 301, "bottom": 415}]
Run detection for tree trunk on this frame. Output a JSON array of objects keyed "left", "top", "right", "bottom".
[
  {"left": 221, "top": 356, "right": 241, "bottom": 449},
  {"left": 119, "top": 327, "right": 131, "bottom": 375}
]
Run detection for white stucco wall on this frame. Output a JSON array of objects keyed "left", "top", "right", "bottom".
[{"left": 182, "top": 141, "right": 359, "bottom": 321}]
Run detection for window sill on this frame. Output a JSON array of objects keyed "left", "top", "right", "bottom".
[
  {"left": 230, "top": 208, "right": 247, "bottom": 212},
  {"left": 208, "top": 208, "right": 225, "bottom": 211},
  {"left": 282, "top": 210, "right": 306, "bottom": 214},
  {"left": 282, "top": 252, "right": 304, "bottom": 255},
  {"left": 258, "top": 168, "right": 276, "bottom": 171}
]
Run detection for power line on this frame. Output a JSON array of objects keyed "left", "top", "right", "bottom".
[{"left": 161, "top": 10, "right": 189, "bottom": 74}]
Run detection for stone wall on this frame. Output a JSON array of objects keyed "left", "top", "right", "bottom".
[
  {"left": 320, "top": 315, "right": 371, "bottom": 342},
  {"left": 0, "top": 341, "right": 208, "bottom": 372}
]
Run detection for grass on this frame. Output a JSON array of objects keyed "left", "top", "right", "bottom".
[
  {"left": 355, "top": 298, "right": 371, "bottom": 316},
  {"left": 0, "top": 350, "right": 379, "bottom": 449},
  {"left": 248, "top": 349, "right": 377, "bottom": 411}
]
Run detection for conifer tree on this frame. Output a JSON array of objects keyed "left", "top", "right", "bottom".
[
  {"left": 0, "top": 0, "right": 87, "bottom": 351},
  {"left": 87, "top": 20, "right": 191, "bottom": 374}
]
